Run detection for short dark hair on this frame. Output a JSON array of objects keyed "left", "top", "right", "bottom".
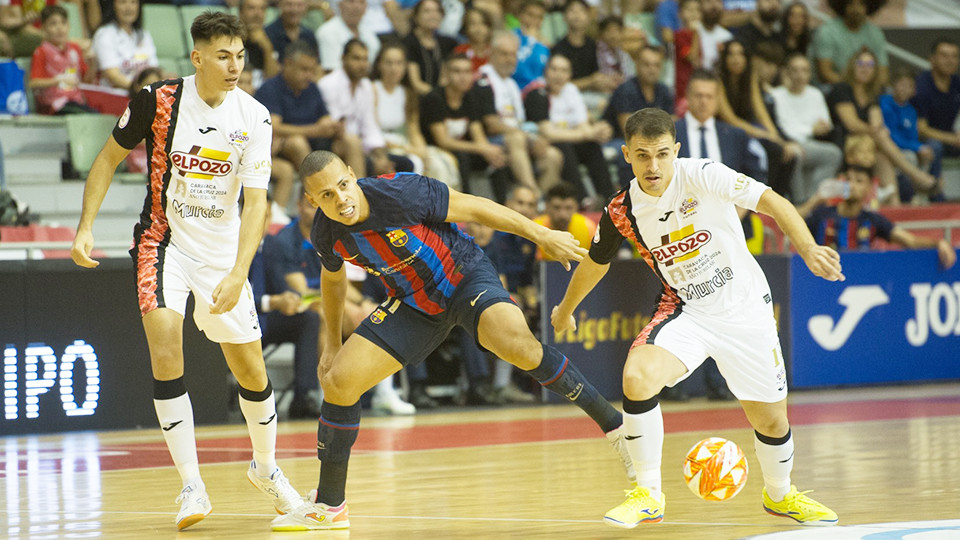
[
  {"left": 753, "top": 41, "right": 785, "bottom": 66},
  {"left": 890, "top": 66, "right": 915, "bottom": 84},
  {"left": 446, "top": 52, "right": 472, "bottom": 65},
  {"left": 826, "top": 0, "right": 887, "bottom": 17},
  {"left": 689, "top": 68, "right": 718, "bottom": 86},
  {"left": 284, "top": 39, "right": 319, "bottom": 62},
  {"left": 624, "top": 107, "right": 676, "bottom": 142},
  {"left": 520, "top": 0, "right": 546, "bottom": 14},
  {"left": 342, "top": 38, "right": 368, "bottom": 58},
  {"left": 563, "top": 0, "right": 590, "bottom": 13},
  {"left": 843, "top": 163, "right": 873, "bottom": 177},
  {"left": 544, "top": 182, "right": 578, "bottom": 203},
  {"left": 784, "top": 50, "right": 809, "bottom": 67},
  {"left": 190, "top": 11, "right": 247, "bottom": 45},
  {"left": 300, "top": 150, "right": 343, "bottom": 179},
  {"left": 931, "top": 37, "right": 960, "bottom": 55},
  {"left": 598, "top": 15, "right": 623, "bottom": 34},
  {"left": 40, "top": 4, "right": 67, "bottom": 24}
]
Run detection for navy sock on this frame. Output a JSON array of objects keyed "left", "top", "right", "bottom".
[
  {"left": 526, "top": 344, "right": 622, "bottom": 433},
  {"left": 316, "top": 400, "right": 361, "bottom": 506}
]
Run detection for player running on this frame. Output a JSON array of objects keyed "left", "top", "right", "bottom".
[
  {"left": 270, "top": 150, "right": 636, "bottom": 531},
  {"left": 70, "top": 12, "right": 301, "bottom": 530},
  {"left": 552, "top": 108, "right": 841, "bottom": 528}
]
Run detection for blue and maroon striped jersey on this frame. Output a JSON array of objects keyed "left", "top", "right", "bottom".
[
  {"left": 311, "top": 173, "right": 484, "bottom": 314},
  {"left": 805, "top": 205, "right": 894, "bottom": 250}
]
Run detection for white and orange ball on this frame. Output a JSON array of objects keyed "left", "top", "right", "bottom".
[{"left": 682, "top": 437, "right": 748, "bottom": 501}]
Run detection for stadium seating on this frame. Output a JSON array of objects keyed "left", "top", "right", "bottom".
[{"left": 65, "top": 114, "right": 124, "bottom": 176}]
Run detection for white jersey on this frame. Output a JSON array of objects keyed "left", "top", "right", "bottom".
[
  {"left": 113, "top": 75, "right": 272, "bottom": 267},
  {"left": 590, "top": 158, "right": 771, "bottom": 316}
]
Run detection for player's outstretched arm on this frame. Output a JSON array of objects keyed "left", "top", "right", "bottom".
[
  {"left": 71, "top": 135, "right": 132, "bottom": 268},
  {"left": 551, "top": 255, "right": 610, "bottom": 334},
  {"left": 755, "top": 189, "right": 845, "bottom": 282},
  {"left": 445, "top": 188, "right": 587, "bottom": 270},
  {"left": 318, "top": 265, "right": 348, "bottom": 379}
]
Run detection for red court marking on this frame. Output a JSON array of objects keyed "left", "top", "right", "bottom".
[{"left": 8, "top": 396, "right": 960, "bottom": 474}]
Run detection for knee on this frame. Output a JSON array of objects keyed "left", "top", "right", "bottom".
[
  {"left": 320, "top": 365, "right": 360, "bottom": 404},
  {"left": 753, "top": 416, "right": 790, "bottom": 439},
  {"left": 622, "top": 360, "right": 670, "bottom": 401},
  {"left": 496, "top": 334, "right": 542, "bottom": 371}
]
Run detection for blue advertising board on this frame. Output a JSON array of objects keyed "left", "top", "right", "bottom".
[{"left": 789, "top": 249, "right": 960, "bottom": 387}]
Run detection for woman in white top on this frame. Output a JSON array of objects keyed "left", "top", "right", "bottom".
[
  {"left": 372, "top": 41, "right": 460, "bottom": 187},
  {"left": 92, "top": 0, "right": 158, "bottom": 90},
  {"left": 524, "top": 53, "right": 615, "bottom": 202}
]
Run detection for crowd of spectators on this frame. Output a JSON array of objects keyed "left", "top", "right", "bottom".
[{"left": 4, "top": 0, "right": 960, "bottom": 407}]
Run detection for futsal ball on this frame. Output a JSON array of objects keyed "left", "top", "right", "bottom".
[{"left": 682, "top": 437, "right": 748, "bottom": 501}]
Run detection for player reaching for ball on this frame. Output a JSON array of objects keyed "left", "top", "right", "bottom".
[{"left": 551, "top": 108, "right": 842, "bottom": 528}]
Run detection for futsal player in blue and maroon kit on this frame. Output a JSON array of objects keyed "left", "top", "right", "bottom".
[{"left": 271, "top": 150, "right": 636, "bottom": 531}]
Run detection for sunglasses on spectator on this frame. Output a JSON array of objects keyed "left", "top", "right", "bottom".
[{"left": 855, "top": 59, "right": 876, "bottom": 68}]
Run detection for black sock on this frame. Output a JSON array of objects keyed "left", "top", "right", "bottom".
[
  {"left": 316, "top": 400, "right": 362, "bottom": 506},
  {"left": 526, "top": 344, "right": 622, "bottom": 433}
]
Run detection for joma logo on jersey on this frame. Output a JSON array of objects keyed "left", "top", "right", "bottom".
[
  {"left": 651, "top": 225, "right": 712, "bottom": 266},
  {"left": 386, "top": 229, "right": 408, "bottom": 247},
  {"left": 171, "top": 146, "right": 232, "bottom": 180}
]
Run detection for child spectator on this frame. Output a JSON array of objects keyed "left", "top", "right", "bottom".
[
  {"left": 512, "top": 0, "right": 549, "bottom": 90},
  {"left": 28, "top": 5, "right": 96, "bottom": 115},
  {"left": 596, "top": 16, "right": 637, "bottom": 85},
  {"left": 674, "top": 0, "right": 701, "bottom": 114}
]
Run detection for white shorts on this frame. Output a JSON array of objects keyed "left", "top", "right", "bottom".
[
  {"left": 134, "top": 242, "right": 261, "bottom": 344},
  {"left": 633, "top": 300, "right": 788, "bottom": 403}
]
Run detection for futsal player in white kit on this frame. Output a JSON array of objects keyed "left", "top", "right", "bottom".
[
  {"left": 552, "top": 108, "right": 842, "bottom": 528},
  {"left": 71, "top": 12, "right": 301, "bottom": 530}
]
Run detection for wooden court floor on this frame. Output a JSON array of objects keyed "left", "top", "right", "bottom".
[{"left": 2, "top": 383, "right": 960, "bottom": 539}]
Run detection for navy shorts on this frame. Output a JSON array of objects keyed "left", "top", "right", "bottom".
[{"left": 354, "top": 258, "right": 515, "bottom": 366}]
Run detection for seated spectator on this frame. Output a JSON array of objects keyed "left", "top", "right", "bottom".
[
  {"left": 677, "top": 69, "right": 766, "bottom": 183},
  {"left": 777, "top": 1, "right": 812, "bottom": 57},
  {"left": 453, "top": 7, "right": 493, "bottom": 74},
  {"left": 265, "top": 0, "right": 320, "bottom": 64},
  {"left": 913, "top": 38, "right": 960, "bottom": 158},
  {"left": 318, "top": 39, "right": 413, "bottom": 177},
  {"left": 0, "top": 0, "right": 44, "bottom": 58},
  {"left": 403, "top": 0, "right": 457, "bottom": 94},
  {"left": 827, "top": 48, "right": 936, "bottom": 205},
  {"left": 525, "top": 54, "right": 615, "bottom": 204},
  {"left": 372, "top": 41, "right": 460, "bottom": 186},
  {"left": 812, "top": 0, "right": 888, "bottom": 85},
  {"left": 239, "top": 0, "right": 280, "bottom": 90},
  {"left": 316, "top": 0, "right": 380, "bottom": 74},
  {"left": 769, "top": 53, "right": 844, "bottom": 203},
  {"left": 533, "top": 182, "right": 596, "bottom": 260},
  {"left": 880, "top": 67, "right": 945, "bottom": 203},
  {"left": 697, "top": 0, "right": 734, "bottom": 72},
  {"left": 92, "top": 0, "right": 157, "bottom": 90},
  {"left": 552, "top": 0, "right": 612, "bottom": 96},
  {"left": 674, "top": 0, "right": 701, "bottom": 114},
  {"left": 653, "top": 0, "right": 679, "bottom": 49},
  {"left": 251, "top": 199, "right": 323, "bottom": 419},
  {"left": 475, "top": 31, "right": 562, "bottom": 198},
  {"left": 29, "top": 5, "right": 96, "bottom": 115},
  {"left": 805, "top": 163, "right": 957, "bottom": 269},
  {"left": 596, "top": 16, "right": 637, "bottom": 87},
  {"left": 420, "top": 54, "right": 508, "bottom": 197},
  {"left": 512, "top": 0, "right": 549, "bottom": 90},
  {"left": 717, "top": 39, "right": 797, "bottom": 195},
  {"left": 255, "top": 41, "right": 363, "bottom": 213},
  {"left": 732, "top": 0, "right": 780, "bottom": 54}
]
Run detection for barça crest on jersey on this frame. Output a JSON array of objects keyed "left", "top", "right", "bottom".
[
  {"left": 370, "top": 308, "right": 387, "bottom": 324},
  {"left": 387, "top": 229, "right": 408, "bottom": 248}
]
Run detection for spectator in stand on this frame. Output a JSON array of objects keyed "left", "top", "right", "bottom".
[
  {"left": 250, "top": 199, "right": 324, "bottom": 420},
  {"left": 316, "top": 0, "right": 380, "bottom": 74},
  {"left": 534, "top": 182, "right": 596, "bottom": 262},
  {"left": 812, "top": 0, "right": 888, "bottom": 85},
  {"left": 698, "top": 0, "right": 733, "bottom": 71},
  {"left": 265, "top": 0, "right": 319, "bottom": 63},
  {"left": 913, "top": 38, "right": 960, "bottom": 158},
  {"left": 880, "top": 67, "right": 945, "bottom": 203},
  {"left": 0, "top": 0, "right": 46, "bottom": 57},
  {"left": 769, "top": 52, "right": 843, "bottom": 203},
  {"left": 717, "top": 39, "right": 795, "bottom": 191},
  {"left": 733, "top": 0, "right": 779, "bottom": 54},
  {"left": 420, "top": 54, "right": 510, "bottom": 197},
  {"left": 827, "top": 47, "right": 936, "bottom": 205},
  {"left": 552, "top": 0, "right": 613, "bottom": 96},
  {"left": 525, "top": 54, "right": 615, "bottom": 204},
  {"left": 596, "top": 16, "right": 637, "bottom": 85},
  {"left": 673, "top": 0, "right": 701, "bottom": 115},
  {"left": 239, "top": 0, "right": 280, "bottom": 90},
  {"left": 255, "top": 41, "right": 363, "bottom": 215},
  {"left": 805, "top": 163, "right": 956, "bottom": 269},
  {"left": 92, "top": 0, "right": 157, "bottom": 90},
  {"left": 29, "top": 5, "right": 96, "bottom": 115},
  {"left": 512, "top": 0, "right": 549, "bottom": 91},
  {"left": 373, "top": 41, "right": 461, "bottom": 186},
  {"left": 776, "top": 1, "right": 811, "bottom": 57},
  {"left": 453, "top": 7, "right": 493, "bottom": 74},
  {"left": 404, "top": 0, "right": 457, "bottom": 94},
  {"left": 654, "top": 0, "right": 678, "bottom": 48},
  {"left": 475, "top": 31, "right": 562, "bottom": 198},
  {"left": 122, "top": 66, "right": 162, "bottom": 175},
  {"left": 318, "top": 39, "right": 413, "bottom": 177}
]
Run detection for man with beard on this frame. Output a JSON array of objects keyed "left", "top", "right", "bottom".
[
  {"left": 812, "top": 0, "right": 889, "bottom": 85},
  {"left": 698, "top": 0, "right": 733, "bottom": 71},
  {"left": 733, "top": 0, "right": 781, "bottom": 55}
]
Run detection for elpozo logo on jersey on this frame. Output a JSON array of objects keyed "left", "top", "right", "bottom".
[
  {"left": 228, "top": 129, "right": 250, "bottom": 149},
  {"left": 651, "top": 224, "right": 712, "bottom": 267},
  {"left": 171, "top": 146, "right": 233, "bottom": 180}
]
